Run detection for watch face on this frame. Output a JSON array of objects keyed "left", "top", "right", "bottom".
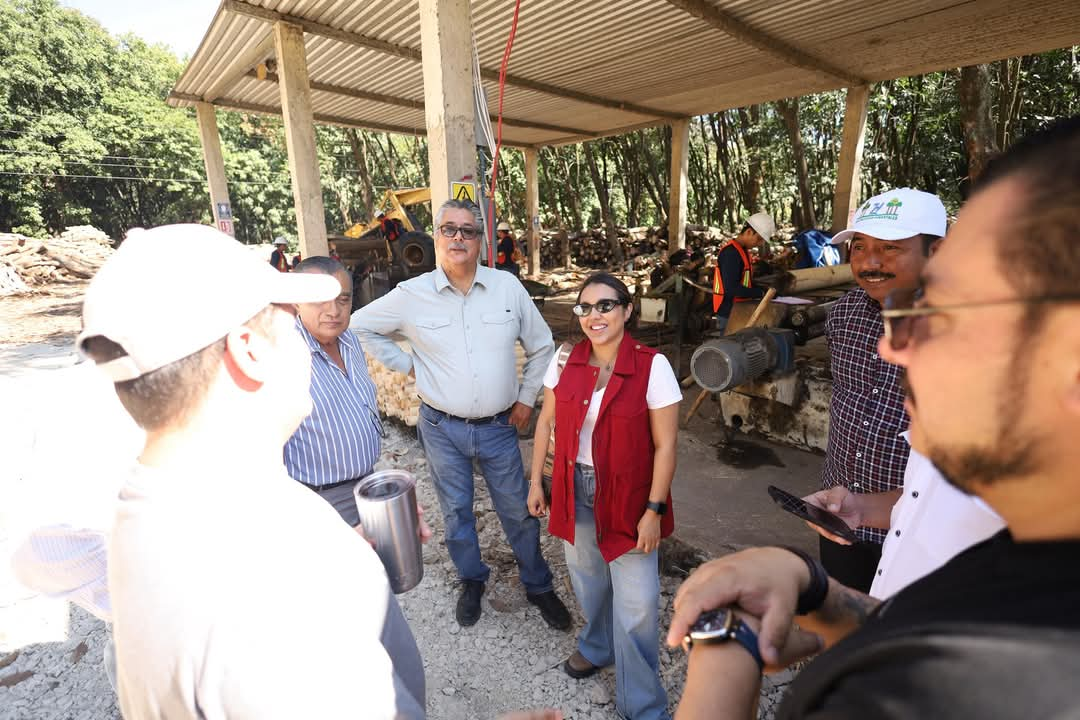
[{"left": 689, "top": 608, "right": 733, "bottom": 637}]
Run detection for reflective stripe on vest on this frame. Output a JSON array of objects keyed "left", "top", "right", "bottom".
[{"left": 711, "top": 241, "right": 754, "bottom": 313}]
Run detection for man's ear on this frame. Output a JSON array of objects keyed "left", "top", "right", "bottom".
[{"left": 223, "top": 325, "right": 272, "bottom": 390}]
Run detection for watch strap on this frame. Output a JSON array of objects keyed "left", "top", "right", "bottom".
[
  {"left": 780, "top": 545, "right": 829, "bottom": 615},
  {"left": 687, "top": 614, "right": 764, "bottom": 671},
  {"left": 645, "top": 500, "right": 667, "bottom": 515}
]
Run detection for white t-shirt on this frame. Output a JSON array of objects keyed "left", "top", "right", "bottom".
[
  {"left": 108, "top": 461, "right": 425, "bottom": 719},
  {"left": 869, "top": 433, "right": 1005, "bottom": 600},
  {"left": 542, "top": 350, "right": 682, "bottom": 466}
]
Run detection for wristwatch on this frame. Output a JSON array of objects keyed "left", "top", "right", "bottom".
[
  {"left": 681, "top": 607, "right": 764, "bottom": 671},
  {"left": 645, "top": 500, "right": 667, "bottom": 515}
]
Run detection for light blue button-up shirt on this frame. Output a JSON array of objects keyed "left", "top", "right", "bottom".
[
  {"left": 284, "top": 318, "right": 382, "bottom": 487},
  {"left": 351, "top": 265, "right": 554, "bottom": 418}
]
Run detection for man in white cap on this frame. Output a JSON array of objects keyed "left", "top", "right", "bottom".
[
  {"left": 806, "top": 188, "right": 947, "bottom": 593},
  {"left": 495, "top": 220, "right": 520, "bottom": 276},
  {"left": 79, "top": 224, "right": 427, "bottom": 718},
  {"left": 711, "top": 212, "right": 776, "bottom": 329}
]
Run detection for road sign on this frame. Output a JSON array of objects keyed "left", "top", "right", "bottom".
[{"left": 451, "top": 181, "right": 476, "bottom": 203}]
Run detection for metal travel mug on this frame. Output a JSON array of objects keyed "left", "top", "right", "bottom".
[{"left": 353, "top": 469, "right": 424, "bottom": 594}]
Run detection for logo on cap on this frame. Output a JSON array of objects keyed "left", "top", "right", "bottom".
[{"left": 856, "top": 197, "right": 903, "bottom": 222}]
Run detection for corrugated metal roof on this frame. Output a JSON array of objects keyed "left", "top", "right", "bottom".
[{"left": 170, "top": 0, "right": 1080, "bottom": 146}]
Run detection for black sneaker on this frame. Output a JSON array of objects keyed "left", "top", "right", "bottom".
[
  {"left": 526, "top": 590, "right": 571, "bottom": 630},
  {"left": 456, "top": 580, "right": 485, "bottom": 627}
]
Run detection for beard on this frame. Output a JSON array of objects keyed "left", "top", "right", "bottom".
[{"left": 918, "top": 338, "right": 1046, "bottom": 494}]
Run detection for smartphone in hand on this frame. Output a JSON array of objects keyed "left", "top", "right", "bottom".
[{"left": 767, "top": 485, "right": 862, "bottom": 544}]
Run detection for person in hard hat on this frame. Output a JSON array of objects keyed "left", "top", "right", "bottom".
[
  {"left": 495, "top": 221, "right": 521, "bottom": 276},
  {"left": 711, "top": 212, "right": 775, "bottom": 329},
  {"left": 270, "top": 237, "right": 290, "bottom": 273}
]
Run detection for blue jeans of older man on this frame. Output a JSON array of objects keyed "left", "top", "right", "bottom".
[
  {"left": 417, "top": 403, "right": 553, "bottom": 593},
  {"left": 564, "top": 464, "right": 669, "bottom": 720}
]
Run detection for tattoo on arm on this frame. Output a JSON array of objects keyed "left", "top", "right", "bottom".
[{"left": 828, "top": 579, "right": 880, "bottom": 627}]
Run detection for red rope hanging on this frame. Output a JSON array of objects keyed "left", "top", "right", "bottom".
[{"left": 485, "top": 0, "right": 522, "bottom": 265}]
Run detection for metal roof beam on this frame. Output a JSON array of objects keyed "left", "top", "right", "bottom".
[
  {"left": 223, "top": 0, "right": 679, "bottom": 120},
  {"left": 249, "top": 70, "right": 598, "bottom": 139},
  {"left": 662, "top": 0, "right": 865, "bottom": 86},
  {"left": 169, "top": 92, "right": 536, "bottom": 149},
  {"left": 204, "top": 29, "right": 275, "bottom": 102}
]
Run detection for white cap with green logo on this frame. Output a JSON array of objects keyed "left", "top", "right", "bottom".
[{"left": 830, "top": 188, "right": 947, "bottom": 245}]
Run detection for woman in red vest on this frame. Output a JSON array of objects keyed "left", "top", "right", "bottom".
[{"left": 528, "top": 273, "right": 681, "bottom": 720}]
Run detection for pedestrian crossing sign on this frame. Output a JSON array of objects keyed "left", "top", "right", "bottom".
[{"left": 451, "top": 181, "right": 476, "bottom": 203}]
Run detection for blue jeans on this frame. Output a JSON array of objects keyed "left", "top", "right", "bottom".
[
  {"left": 417, "top": 403, "right": 553, "bottom": 594},
  {"left": 564, "top": 464, "right": 669, "bottom": 720}
]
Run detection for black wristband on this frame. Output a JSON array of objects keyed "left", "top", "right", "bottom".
[{"left": 780, "top": 545, "right": 829, "bottom": 615}]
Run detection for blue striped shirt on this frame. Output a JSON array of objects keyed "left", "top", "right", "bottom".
[{"left": 284, "top": 318, "right": 382, "bottom": 487}]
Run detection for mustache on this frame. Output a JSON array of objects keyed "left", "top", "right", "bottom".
[
  {"left": 448, "top": 242, "right": 468, "bottom": 252},
  {"left": 858, "top": 271, "right": 895, "bottom": 280}
]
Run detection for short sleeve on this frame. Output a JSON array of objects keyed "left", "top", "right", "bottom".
[
  {"left": 646, "top": 354, "right": 682, "bottom": 409},
  {"left": 542, "top": 351, "right": 562, "bottom": 389}
]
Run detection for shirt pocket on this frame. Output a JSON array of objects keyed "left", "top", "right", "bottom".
[
  {"left": 481, "top": 310, "right": 519, "bottom": 338},
  {"left": 416, "top": 316, "right": 451, "bottom": 331}
]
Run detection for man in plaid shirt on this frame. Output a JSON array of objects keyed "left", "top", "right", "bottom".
[{"left": 816, "top": 188, "right": 947, "bottom": 592}]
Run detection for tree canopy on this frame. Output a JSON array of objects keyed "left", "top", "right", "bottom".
[{"left": 1, "top": 0, "right": 1077, "bottom": 243}]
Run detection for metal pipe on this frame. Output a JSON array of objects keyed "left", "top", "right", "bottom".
[
  {"left": 793, "top": 321, "right": 826, "bottom": 345},
  {"left": 790, "top": 300, "right": 838, "bottom": 327}
]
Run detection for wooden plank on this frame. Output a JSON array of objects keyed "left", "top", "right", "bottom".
[
  {"left": 832, "top": 86, "right": 870, "bottom": 233},
  {"left": 194, "top": 103, "right": 233, "bottom": 236},
  {"left": 667, "top": 118, "right": 690, "bottom": 251}
]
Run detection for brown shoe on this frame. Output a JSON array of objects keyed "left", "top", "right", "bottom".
[{"left": 563, "top": 650, "right": 601, "bottom": 679}]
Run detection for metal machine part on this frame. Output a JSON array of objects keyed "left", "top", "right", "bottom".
[{"left": 690, "top": 328, "right": 796, "bottom": 392}]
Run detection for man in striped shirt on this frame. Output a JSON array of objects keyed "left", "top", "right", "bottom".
[{"left": 285, "top": 256, "right": 385, "bottom": 527}]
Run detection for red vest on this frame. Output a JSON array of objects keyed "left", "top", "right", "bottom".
[
  {"left": 548, "top": 333, "right": 675, "bottom": 561},
  {"left": 711, "top": 240, "right": 754, "bottom": 313}
]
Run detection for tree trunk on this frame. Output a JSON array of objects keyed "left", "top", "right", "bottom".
[
  {"left": 737, "top": 106, "right": 763, "bottom": 213},
  {"left": 777, "top": 97, "right": 818, "bottom": 229},
  {"left": 959, "top": 64, "right": 1001, "bottom": 183},
  {"left": 346, "top": 129, "right": 375, "bottom": 218},
  {"left": 584, "top": 141, "right": 623, "bottom": 265}
]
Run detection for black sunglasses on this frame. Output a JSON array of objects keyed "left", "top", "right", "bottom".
[
  {"left": 438, "top": 223, "right": 480, "bottom": 240},
  {"left": 573, "top": 299, "right": 627, "bottom": 317},
  {"left": 882, "top": 285, "right": 1080, "bottom": 350}
]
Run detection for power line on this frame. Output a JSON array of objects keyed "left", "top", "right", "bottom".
[{"left": 0, "top": 170, "right": 290, "bottom": 187}]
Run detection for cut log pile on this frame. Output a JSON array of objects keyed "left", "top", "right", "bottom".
[
  {"left": 0, "top": 226, "right": 114, "bottom": 297},
  {"left": 363, "top": 339, "right": 531, "bottom": 427},
  {"left": 538, "top": 224, "right": 729, "bottom": 270}
]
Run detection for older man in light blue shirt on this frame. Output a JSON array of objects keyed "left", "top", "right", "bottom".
[{"left": 352, "top": 199, "right": 569, "bottom": 631}]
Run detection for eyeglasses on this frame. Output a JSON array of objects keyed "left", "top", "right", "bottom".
[
  {"left": 438, "top": 223, "right": 480, "bottom": 240},
  {"left": 882, "top": 285, "right": 1080, "bottom": 350},
  {"left": 572, "top": 299, "right": 626, "bottom": 317}
]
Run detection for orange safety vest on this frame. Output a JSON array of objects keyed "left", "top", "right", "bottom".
[
  {"left": 272, "top": 250, "right": 290, "bottom": 273},
  {"left": 711, "top": 240, "right": 754, "bottom": 313}
]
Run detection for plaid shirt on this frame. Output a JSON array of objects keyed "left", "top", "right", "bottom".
[{"left": 822, "top": 288, "right": 910, "bottom": 544}]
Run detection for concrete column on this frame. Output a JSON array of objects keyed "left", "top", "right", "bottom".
[
  {"left": 273, "top": 21, "right": 327, "bottom": 258},
  {"left": 667, "top": 118, "right": 690, "bottom": 250},
  {"left": 195, "top": 102, "right": 234, "bottom": 236},
  {"left": 524, "top": 147, "right": 540, "bottom": 277},
  {"left": 418, "top": 0, "right": 477, "bottom": 217},
  {"left": 832, "top": 85, "right": 871, "bottom": 233}
]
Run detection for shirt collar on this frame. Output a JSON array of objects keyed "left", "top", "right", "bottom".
[
  {"left": 853, "top": 287, "right": 883, "bottom": 313},
  {"left": 434, "top": 264, "right": 490, "bottom": 294},
  {"left": 294, "top": 316, "right": 355, "bottom": 357}
]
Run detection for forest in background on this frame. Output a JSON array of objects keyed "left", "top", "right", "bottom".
[{"left": 2, "top": 0, "right": 1078, "bottom": 245}]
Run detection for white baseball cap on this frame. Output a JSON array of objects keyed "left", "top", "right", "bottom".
[
  {"left": 78, "top": 224, "right": 339, "bottom": 382},
  {"left": 831, "top": 188, "right": 947, "bottom": 245},
  {"left": 497, "top": 221, "right": 512, "bottom": 232},
  {"left": 746, "top": 212, "right": 777, "bottom": 242}
]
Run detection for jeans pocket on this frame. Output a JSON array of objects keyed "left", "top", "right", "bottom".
[
  {"left": 574, "top": 465, "right": 596, "bottom": 508},
  {"left": 420, "top": 404, "right": 445, "bottom": 428}
]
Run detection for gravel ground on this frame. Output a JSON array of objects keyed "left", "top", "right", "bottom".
[{"left": 1, "top": 423, "right": 795, "bottom": 719}]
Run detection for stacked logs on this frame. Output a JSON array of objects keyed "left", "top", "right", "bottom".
[
  {"left": 538, "top": 225, "right": 728, "bottom": 270},
  {"left": 363, "top": 338, "right": 531, "bottom": 427},
  {"left": 0, "top": 226, "right": 114, "bottom": 296}
]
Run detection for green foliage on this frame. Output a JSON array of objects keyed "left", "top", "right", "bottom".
[{"left": 1, "top": 0, "right": 1076, "bottom": 243}]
